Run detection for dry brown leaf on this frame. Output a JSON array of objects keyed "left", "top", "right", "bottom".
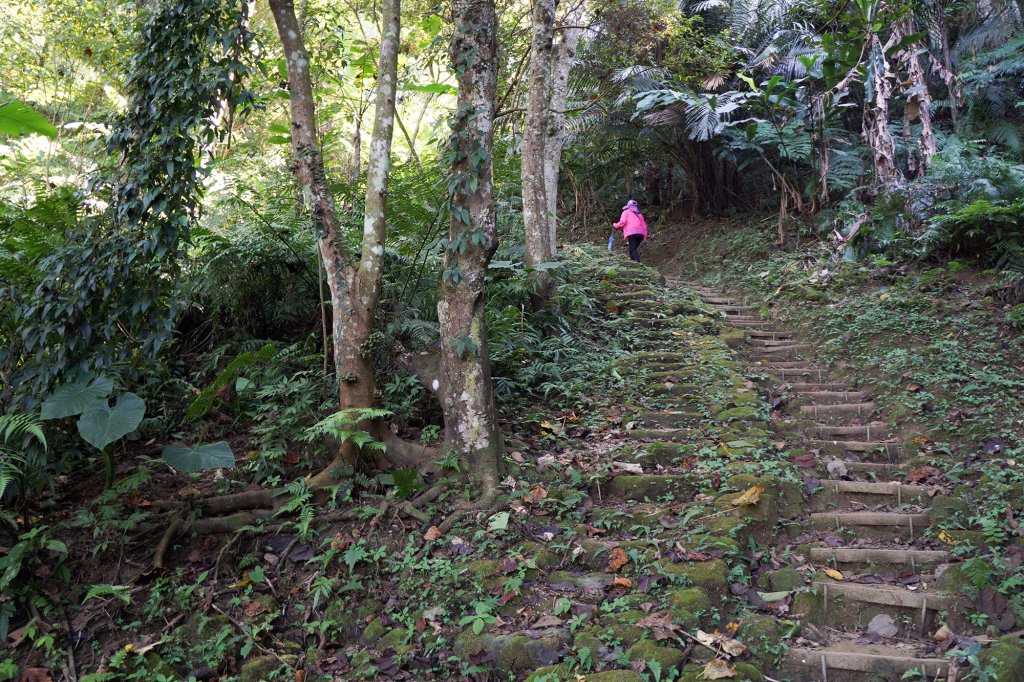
[
  {"left": 730, "top": 484, "right": 764, "bottom": 506},
  {"left": 532, "top": 615, "right": 564, "bottom": 629},
  {"left": 636, "top": 612, "right": 680, "bottom": 641},
  {"left": 423, "top": 526, "right": 442, "bottom": 542},
  {"left": 607, "top": 547, "right": 629, "bottom": 572},
  {"left": 243, "top": 600, "right": 268, "bottom": 618},
  {"left": 933, "top": 624, "right": 954, "bottom": 642},
  {"left": 702, "top": 658, "right": 738, "bottom": 679},
  {"left": 610, "top": 577, "right": 633, "bottom": 590},
  {"left": 824, "top": 568, "right": 844, "bottom": 581},
  {"left": 720, "top": 638, "right": 747, "bottom": 657}
]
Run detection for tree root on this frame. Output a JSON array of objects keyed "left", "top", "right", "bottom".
[
  {"left": 153, "top": 512, "right": 184, "bottom": 570},
  {"left": 438, "top": 488, "right": 497, "bottom": 535}
]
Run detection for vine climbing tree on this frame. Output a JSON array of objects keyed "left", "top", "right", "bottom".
[{"left": 6, "top": 0, "right": 256, "bottom": 404}]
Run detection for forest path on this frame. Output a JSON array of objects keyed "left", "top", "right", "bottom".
[{"left": 669, "top": 277, "right": 968, "bottom": 681}]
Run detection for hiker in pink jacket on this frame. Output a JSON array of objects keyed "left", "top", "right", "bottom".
[{"left": 613, "top": 199, "right": 648, "bottom": 262}]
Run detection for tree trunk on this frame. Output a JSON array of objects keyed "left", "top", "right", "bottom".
[
  {"left": 270, "top": 0, "right": 400, "bottom": 474},
  {"left": 863, "top": 31, "right": 903, "bottom": 190},
  {"left": 439, "top": 0, "right": 503, "bottom": 500},
  {"left": 896, "top": 16, "right": 937, "bottom": 176},
  {"left": 544, "top": 1, "right": 585, "bottom": 259},
  {"left": 521, "top": 0, "right": 557, "bottom": 310}
]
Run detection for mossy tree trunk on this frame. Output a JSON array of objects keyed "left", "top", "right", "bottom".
[{"left": 440, "top": 0, "right": 504, "bottom": 499}]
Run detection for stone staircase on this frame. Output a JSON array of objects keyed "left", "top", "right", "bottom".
[{"left": 668, "top": 278, "right": 962, "bottom": 682}]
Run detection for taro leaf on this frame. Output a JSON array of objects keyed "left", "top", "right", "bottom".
[
  {"left": 41, "top": 376, "right": 114, "bottom": 419},
  {"left": 161, "top": 441, "right": 235, "bottom": 473},
  {"left": 0, "top": 99, "right": 58, "bottom": 138},
  {"left": 77, "top": 393, "right": 145, "bottom": 450}
]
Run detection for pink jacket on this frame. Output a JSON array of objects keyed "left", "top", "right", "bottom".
[{"left": 614, "top": 209, "right": 648, "bottom": 239}]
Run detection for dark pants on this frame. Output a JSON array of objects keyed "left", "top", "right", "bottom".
[{"left": 627, "top": 234, "right": 644, "bottom": 261}]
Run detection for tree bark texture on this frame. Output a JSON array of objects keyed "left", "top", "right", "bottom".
[
  {"left": 863, "top": 31, "right": 903, "bottom": 190},
  {"left": 440, "top": 0, "right": 503, "bottom": 498},
  {"left": 521, "top": 0, "right": 557, "bottom": 310},
  {"left": 544, "top": 0, "right": 585, "bottom": 259},
  {"left": 895, "top": 16, "right": 937, "bottom": 176},
  {"left": 270, "top": 0, "right": 400, "bottom": 469}
]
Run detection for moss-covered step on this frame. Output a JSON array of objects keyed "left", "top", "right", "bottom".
[
  {"left": 598, "top": 474, "right": 695, "bottom": 502},
  {"left": 651, "top": 558, "right": 730, "bottom": 597},
  {"left": 791, "top": 580, "right": 953, "bottom": 634},
  {"left": 806, "top": 546, "right": 949, "bottom": 573},
  {"left": 711, "top": 474, "right": 804, "bottom": 544},
  {"left": 783, "top": 642, "right": 947, "bottom": 681},
  {"left": 808, "top": 511, "right": 931, "bottom": 541},
  {"left": 636, "top": 410, "right": 703, "bottom": 428},
  {"left": 808, "top": 481, "right": 931, "bottom": 512}
]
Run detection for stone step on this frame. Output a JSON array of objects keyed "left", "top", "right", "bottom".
[
  {"left": 798, "top": 402, "right": 876, "bottom": 419},
  {"left": 725, "top": 315, "right": 763, "bottom": 322},
  {"left": 758, "top": 361, "right": 819, "bottom": 369},
  {"left": 747, "top": 330, "right": 791, "bottom": 340},
  {"left": 598, "top": 474, "right": 694, "bottom": 502},
  {"left": 759, "top": 367, "right": 828, "bottom": 381},
  {"left": 638, "top": 410, "right": 703, "bottom": 428},
  {"left": 811, "top": 480, "right": 931, "bottom": 508},
  {"left": 648, "top": 382, "right": 703, "bottom": 396},
  {"left": 794, "top": 581, "right": 953, "bottom": 636},
  {"left": 843, "top": 462, "right": 907, "bottom": 478},
  {"left": 746, "top": 338, "right": 805, "bottom": 348},
  {"left": 788, "top": 381, "right": 851, "bottom": 391},
  {"left": 808, "top": 547, "right": 948, "bottom": 572},
  {"left": 729, "top": 322, "right": 777, "bottom": 330},
  {"left": 785, "top": 643, "right": 949, "bottom": 681},
  {"left": 702, "top": 297, "right": 737, "bottom": 305},
  {"left": 814, "top": 423, "right": 894, "bottom": 440},
  {"left": 751, "top": 343, "right": 813, "bottom": 354},
  {"left": 794, "top": 390, "right": 869, "bottom": 404},
  {"left": 808, "top": 512, "right": 931, "bottom": 539},
  {"left": 810, "top": 440, "right": 907, "bottom": 458},
  {"left": 714, "top": 305, "right": 758, "bottom": 314}
]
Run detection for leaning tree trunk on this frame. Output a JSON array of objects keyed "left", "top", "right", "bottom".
[
  {"left": 863, "top": 31, "right": 903, "bottom": 190},
  {"left": 270, "top": 0, "right": 400, "bottom": 477},
  {"left": 544, "top": 0, "right": 585, "bottom": 259},
  {"left": 439, "top": 0, "right": 503, "bottom": 500},
  {"left": 896, "top": 16, "right": 937, "bottom": 176},
  {"left": 521, "top": 0, "right": 557, "bottom": 310}
]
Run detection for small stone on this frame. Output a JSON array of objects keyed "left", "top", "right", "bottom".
[{"left": 866, "top": 614, "right": 898, "bottom": 638}]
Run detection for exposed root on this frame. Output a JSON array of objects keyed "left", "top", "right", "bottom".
[
  {"left": 187, "top": 509, "right": 275, "bottom": 535},
  {"left": 438, "top": 488, "right": 497, "bottom": 535},
  {"left": 153, "top": 511, "right": 184, "bottom": 570},
  {"left": 213, "top": 530, "right": 245, "bottom": 582}
]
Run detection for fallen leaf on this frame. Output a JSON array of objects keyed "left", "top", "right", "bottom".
[
  {"left": 608, "top": 547, "right": 629, "bottom": 572},
  {"left": 610, "top": 577, "right": 633, "bottom": 591},
  {"left": 702, "top": 658, "right": 738, "bottom": 679},
  {"left": 424, "top": 526, "right": 442, "bottom": 542},
  {"left": 636, "top": 612, "right": 680, "bottom": 641},
  {"left": 933, "top": 624, "right": 954, "bottom": 642},
  {"left": 720, "top": 638, "right": 747, "bottom": 657},
  {"left": 243, "top": 600, "right": 269, "bottom": 618},
  {"left": 730, "top": 484, "right": 764, "bottom": 506},
  {"left": 824, "top": 568, "right": 844, "bottom": 581},
  {"left": 17, "top": 669, "right": 53, "bottom": 682},
  {"left": 532, "top": 615, "right": 564, "bottom": 629},
  {"left": 611, "top": 461, "right": 644, "bottom": 475},
  {"left": 937, "top": 530, "right": 956, "bottom": 545}
]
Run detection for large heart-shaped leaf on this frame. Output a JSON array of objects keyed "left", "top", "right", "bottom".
[
  {"left": 161, "top": 441, "right": 235, "bottom": 473},
  {"left": 41, "top": 377, "right": 114, "bottom": 420},
  {"left": 77, "top": 393, "right": 145, "bottom": 450},
  {"left": 0, "top": 99, "right": 58, "bottom": 138}
]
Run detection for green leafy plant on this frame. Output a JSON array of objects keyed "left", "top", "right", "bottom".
[
  {"left": 41, "top": 376, "right": 146, "bottom": 487},
  {"left": 0, "top": 413, "right": 46, "bottom": 506},
  {"left": 161, "top": 441, "right": 236, "bottom": 473}
]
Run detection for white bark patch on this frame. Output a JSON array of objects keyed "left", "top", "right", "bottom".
[
  {"left": 371, "top": 245, "right": 384, "bottom": 256},
  {"left": 432, "top": 379, "right": 440, "bottom": 391}
]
